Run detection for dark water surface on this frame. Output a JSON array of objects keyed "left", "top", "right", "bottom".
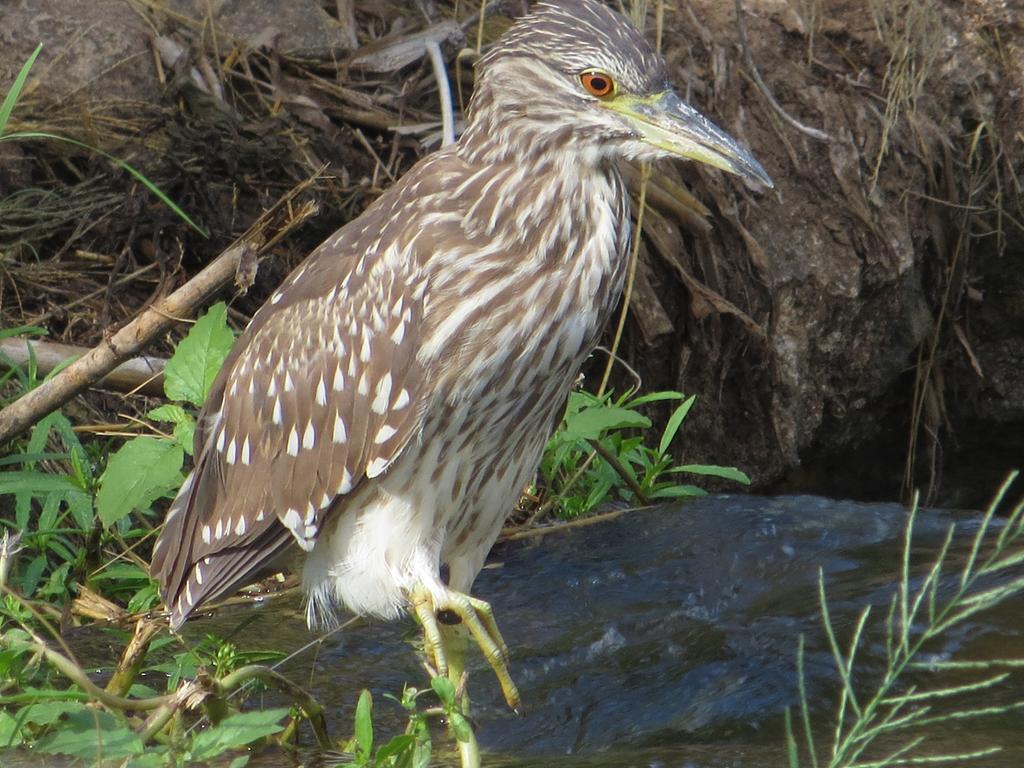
[
  {"left": 8, "top": 494, "right": 1024, "bottom": 767},
  {"left": 226, "top": 494, "right": 1024, "bottom": 766}
]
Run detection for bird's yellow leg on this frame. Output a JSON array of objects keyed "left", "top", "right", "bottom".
[
  {"left": 409, "top": 584, "right": 520, "bottom": 711},
  {"left": 411, "top": 585, "right": 449, "bottom": 676}
]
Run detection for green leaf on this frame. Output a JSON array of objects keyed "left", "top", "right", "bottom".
[
  {"left": 658, "top": 395, "right": 696, "bottom": 457},
  {"left": 36, "top": 490, "right": 62, "bottom": 533},
  {"left": 26, "top": 412, "right": 62, "bottom": 468},
  {"left": 584, "top": 476, "right": 614, "bottom": 512},
  {"left": 38, "top": 561, "right": 71, "bottom": 600},
  {"left": 150, "top": 404, "right": 198, "bottom": 454},
  {"left": 89, "top": 561, "right": 150, "bottom": 582},
  {"left": 0, "top": 451, "right": 70, "bottom": 467},
  {"left": 125, "top": 749, "right": 174, "bottom": 768},
  {"left": 650, "top": 484, "right": 706, "bottom": 499},
  {"left": 355, "top": 689, "right": 373, "bottom": 756},
  {"left": 66, "top": 490, "right": 95, "bottom": 531},
  {"left": 48, "top": 411, "right": 90, "bottom": 483},
  {"left": 625, "top": 390, "right": 687, "bottom": 406},
  {"left": 188, "top": 708, "right": 290, "bottom": 761},
  {"left": 16, "top": 700, "right": 91, "bottom": 727},
  {"left": 448, "top": 711, "right": 473, "bottom": 743},
  {"left": 673, "top": 464, "right": 751, "bottom": 484},
  {"left": 0, "top": 710, "right": 22, "bottom": 748},
  {"left": 0, "top": 43, "right": 42, "bottom": 135},
  {"left": 163, "top": 302, "right": 235, "bottom": 406},
  {"left": 95, "top": 437, "right": 184, "bottom": 528},
  {"left": 0, "top": 471, "right": 82, "bottom": 496},
  {"left": 33, "top": 709, "right": 144, "bottom": 760},
  {"left": 20, "top": 554, "right": 47, "bottom": 597},
  {"left": 413, "top": 735, "right": 432, "bottom": 768},
  {"left": 174, "top": 418, "right": 197, "bottom": 456},
  {"left": 148, "top": 404, "right": 190, "bottom": 423},
  {"left": 430, "top": 676, "right": 456, "bottom": 706},
  {"left": 375, "top": 733, "right": 415, "bottom": 762},
  {"left": 562, "top": 406, "right": 650, "bottom": 440},
  {"left": 0, "top": 324, "right": 46, "bottom": 342}
]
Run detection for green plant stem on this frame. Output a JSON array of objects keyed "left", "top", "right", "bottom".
[
  {"left": 439, "top": 623, "right": 481, "bottom": 768},
  {"left": 11, "top": 633, "right": 168, "bottom": 711},
  {"left": 532, "top": 449, "right": 599, "bottom": 522},
  {"left": 586, "top": 437, "right": 650, "bottom": 505},
  {"left": 597, "top": 163, "right": 650, "bottom": 397},
  {"left": 217, "top": 664, "right": 331, "bottom": 749},
  {"left": 0, "top": 131, "right": 206, "bottom": 235},
  {"left": 137, "top": 681, "right": 203, "bottom": 743}
]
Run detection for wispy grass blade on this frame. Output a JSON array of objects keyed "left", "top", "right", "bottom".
[
  {"left": 796, "top": 636, "right": 819, "bottom": 768},
  {"left": 852, "top": 705, "right": 932, "bottom": 743},
  {"left": 785, "top": 708, "right": 802, "bottom": 768},
  {"left": 909, "top": 658, "right": 1024, "bottom": 671},
  {"left": 0, "top": 43, "right": 42, "bottom": 135},
  {"left": 898, "top": 495, "right": 917, "bottom": 657},
  {"left": 879, "top": 672, "right": 1010, "bottom": 705},
  {"left": 818, "top": 571, "right": 864, "bottom": 728},
  {"left": 845, "top": 736, "right": 924, "bottom": 768},
  {"left": 913, "top": 524, "right": 953, "bottom": 626},
  {"left": 850, "top": 745, "right": 1000, "bottom": 767},
  {"left": 0, "top": 131, "right": 206, "bottom": 236},
  {"left": 910, "top": 700, "right": 1024, "bottom": 728},
  {"left": 959, "top": 475, "right": 1009, "bottom": 589},
  {"left": 985, "top": 470, "right": 1019, "bottom": 554},
  {"left": 792, "top": 472, "right": 1024, "bottom": 768}
]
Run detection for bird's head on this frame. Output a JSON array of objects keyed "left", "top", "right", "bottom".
[{"left": 466, "top": 0, "right": 772, "bottom": 188}]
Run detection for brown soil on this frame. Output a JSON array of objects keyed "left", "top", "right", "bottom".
[{"left": 0, "top": 0, "right": 1021, "bottom": 505}]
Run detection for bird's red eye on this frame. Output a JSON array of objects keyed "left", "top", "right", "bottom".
[{"left": 581, "top": 71, "right": 615, "bottom": 98}]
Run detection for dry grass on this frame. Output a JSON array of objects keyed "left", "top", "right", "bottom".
[{"left": 867, "top": 0, "right": 943, "bottom": 189}]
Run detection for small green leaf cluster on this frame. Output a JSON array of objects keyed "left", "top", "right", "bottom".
[
  {"left": 0, "top": 410, "right": 99, "bottom": 602},
  {"left": 0, "top": 683, "right": 285, "bottom": 767},
  {"left": 0, "top": 626, "right": 289, "bottom": 766},
  {"left": 0, "top": 305, "right": 251, "bottom": 764},
  {"left": 0, "top": 303, "right": 234, "bottom": 616},
  {"left": 97, "top": 302, "right": 235, "bottom": 530},
  {"left": 540, "top": 389, "right": 749, "bottom": 518},
  {"left": 341, "top": 677, "right": 474, "bottom": 768}
]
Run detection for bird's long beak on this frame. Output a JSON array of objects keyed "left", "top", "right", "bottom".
[{"left": 605, "top": 91, "right": 773, "bottom": 188}]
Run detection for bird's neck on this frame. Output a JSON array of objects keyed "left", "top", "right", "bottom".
[
  {"left": 459, "top": 80, "right": 597, "bottom": 169},
  {"left": 455, "top": 101, "right": 628, "bottom": 268},
  {"left": 453, "top": 145, "right": 627, "bottom": 270}
]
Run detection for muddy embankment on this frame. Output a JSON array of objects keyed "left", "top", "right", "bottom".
[{"left": 1, "top": 1, "right": 1021, "bottom": 505}]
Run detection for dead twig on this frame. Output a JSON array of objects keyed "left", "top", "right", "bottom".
[
  {"left": 0, "top": 338, "right": 167, "bottom": 396},
  {"left": 0, "top": 172, "right": 323, "bottom": 446},
  {"left": 426, "top": 39, "right": 456, "bottom": 147},
  {"left": 734, "top": 0, "right": 832, "bottom": 143}
]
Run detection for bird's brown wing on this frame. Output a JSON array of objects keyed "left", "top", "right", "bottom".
[{"left": 151, "top": 240, "right": 428, "bottom": 629}]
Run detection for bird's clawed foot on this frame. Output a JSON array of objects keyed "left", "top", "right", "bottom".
[{"left": 410, "top": 584, "right": 521, "bottom": 711}]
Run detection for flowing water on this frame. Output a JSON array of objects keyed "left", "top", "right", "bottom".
[
  {"left": 228, "top": 494, "right": 1024, "bottom": 766},
  {"left": 8, "top": 494, "right": 1024, "bottom": 766}
]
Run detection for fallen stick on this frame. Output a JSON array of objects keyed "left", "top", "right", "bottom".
[
  {"left": 0, "top": 172, "right": 322, "bottom": 446},
  {"left": 0, "top": 338, "right": 167, "bottom": 396}
]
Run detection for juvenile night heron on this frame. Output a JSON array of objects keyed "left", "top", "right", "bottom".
[{"left": 151, "top": 0, "right": 771, "bottom": 709}]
